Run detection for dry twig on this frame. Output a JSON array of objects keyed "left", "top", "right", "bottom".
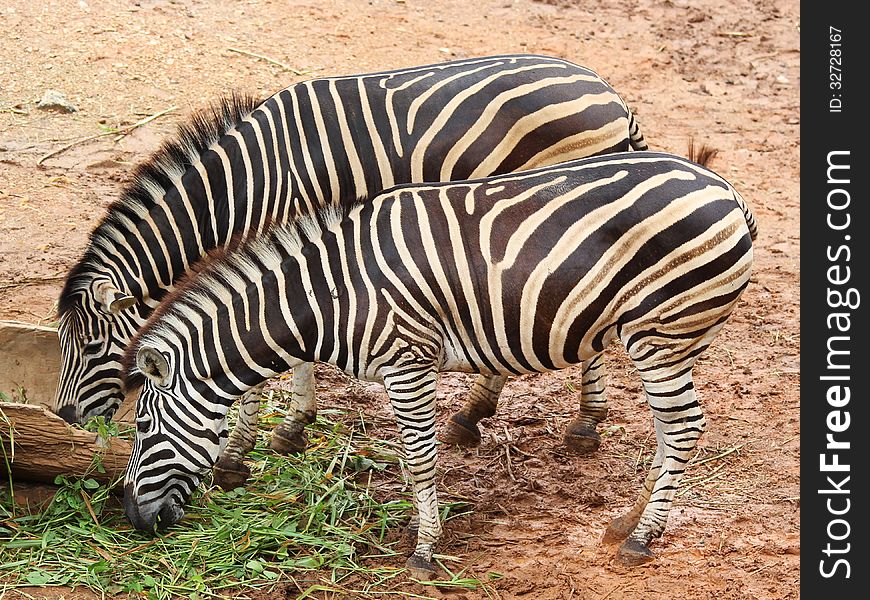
[
  {"left": 0, "top": 275, "right": 65, "bottom": 292},
  {"left": 227, "top": 47, "right": 309, "bottom": 75},
  {"left": 37, "top": 106, "right": 177, "bottom": 165}
]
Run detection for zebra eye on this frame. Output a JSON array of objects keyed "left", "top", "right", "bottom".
[
  {"left": 82, "top": 341, "right": 103, "bottom": 356},
  {"left": 136, "top": 417, "right": 152, "bottom": 434}
]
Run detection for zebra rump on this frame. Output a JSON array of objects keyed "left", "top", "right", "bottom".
[{"left": 121, "top": 150, "right": 756, "bottom": 575}]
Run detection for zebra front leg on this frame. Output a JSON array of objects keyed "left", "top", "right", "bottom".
[
  {"left": 383, "top": 366, "right": 443, "bottom": 580},
  {"left": 440, "top": 374, "right": 506, "bottom": 446},
  {"left": 269, "top": 362, "right": 317, "bottom": 454},
  {"left": 563, "top": 353, "right": 609, "bottom": 455},
  {"left": 612, "top": 371, "right": 705, "bottom": 566},
  {"left": 213, "top": 382, "right": 266, "bottom": 489}
]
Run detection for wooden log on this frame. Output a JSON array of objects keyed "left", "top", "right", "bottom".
[{"left": 0, "top": 403, "right": 132, "bottom": 487}]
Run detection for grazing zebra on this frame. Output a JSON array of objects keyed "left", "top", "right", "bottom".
[
  {"left": 53, "top": 53, "right": 649, "bottom": 483},
  {"left": 120, "top": 150, "right": 757, "bottom": 576}
]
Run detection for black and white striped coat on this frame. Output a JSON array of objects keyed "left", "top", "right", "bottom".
[
  {"left": 121, "top": 150, "right": 757, "bottom": 574},
  {"left": 54, "top": 54, "right": 647, "bottom": 477}
]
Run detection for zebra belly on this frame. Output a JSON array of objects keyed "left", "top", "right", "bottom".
[{"left": 435, "top": 311, "right": 614, "bottom": 377}]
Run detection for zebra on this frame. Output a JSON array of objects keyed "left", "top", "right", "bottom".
[
  {"left": 53, "top": 53, "right": 649, "bottom": 485},
  {"left": 120, "top": 150, "right": 757, "bottom": 576}
]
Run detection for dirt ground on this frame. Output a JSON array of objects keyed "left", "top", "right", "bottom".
[{"left": 0, "top": 0, "right": 800, "bottom": 598}]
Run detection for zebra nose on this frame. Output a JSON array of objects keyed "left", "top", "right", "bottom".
[
  {"left": 56, "top": 405, "right": 78, "bottom": 425},
  {"left": 156, "top": 501, "right": 185, "bottom": 529},
  {"left": 123, "top": 483, "right": 185, "bottom": 531}
]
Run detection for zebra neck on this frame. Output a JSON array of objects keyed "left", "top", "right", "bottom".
[{"left": 180, "top": 249, "right": 329, "bottom": 395}]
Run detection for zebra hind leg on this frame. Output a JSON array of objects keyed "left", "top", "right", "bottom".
[
  {"left": 612, "top": 370, "right": 705, "bottom": 566},
  {"left": 440, "top": 374, "right": 506, "bottom": 446},
  {"left": 213, "top": 382, "right": 267, "bottom": 489},
  {"left": 563, "top": 352, "right": 608, "bottom": 455},
  {"left": 601, "top": 421, "right": 664, "bottom": 544},
  {"left": 269, "top": 362, "right": 317, "bottom": 454}
]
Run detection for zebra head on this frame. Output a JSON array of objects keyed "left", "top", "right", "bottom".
[
  {"left": 123, "top": 344, "right": 230, "bottom": 531},
  {"left": 54, "top": 278, "right": 140, "bottom": 424}
]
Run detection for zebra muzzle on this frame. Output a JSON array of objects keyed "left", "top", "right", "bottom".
[
  {"left": 124, "top": 483, "right": 184, "bottom": 531},
  {"left": 56, "top": 404, "right": 78, "bottom": 425}
]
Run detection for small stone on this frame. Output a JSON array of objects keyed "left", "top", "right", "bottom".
[{"left": 36, "top": 89, "right": 77, "bottom": 113}]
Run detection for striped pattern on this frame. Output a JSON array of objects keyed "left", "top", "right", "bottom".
[
  {"left": 121, "top": 151, "right": 756, "bottom": 571},
  {"left": 54, "top": 54, "right": 648, "bottom": 472}
]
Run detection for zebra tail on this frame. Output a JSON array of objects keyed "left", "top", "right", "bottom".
[
  {"left": 628, "top": 110, "right": 649, "bottom": 151},
  {"left": 733, "top": 188, "right": 759, "bottom": 242},
  {"left": 686, "top": 140, "right": 758, "bottom": 242},
  {"left": 687, "top": 138, "right": 719, "bottom": 168}
]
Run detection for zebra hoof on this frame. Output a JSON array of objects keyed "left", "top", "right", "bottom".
[
  {"left": 269, "top": 429, "right": 308, "bottom": 454},
  {"left": 440, "top": 415, "right": 481, "bottom": 447},
  {"left": 562, "top": 426, "right": 601, "bottom": 455},
  {"left": 212, "top": 459, "right": 251, "bottom": 490},
  {"left": 617, "top": 538, "right": 655, "bottom": 566},
  {"left": 602, "top": 514, "right": 638, "bottom": 544},
  {"left": 405, "top": 554, "right": 438, "bottom": 581}
]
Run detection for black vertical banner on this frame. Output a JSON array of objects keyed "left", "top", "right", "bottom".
[{"left": 801, "top": 3, "right": 869, "bottom": 596}]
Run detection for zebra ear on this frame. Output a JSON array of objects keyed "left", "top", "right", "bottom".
[
  {"left": 136, "top": 346, "right": 171, "bottom": 387},
  {"left": 93, "top": 279, "right": 137, "bottom": 315},
  {"left": 109, "top": 295, "right": 137, "bottom": 314}
]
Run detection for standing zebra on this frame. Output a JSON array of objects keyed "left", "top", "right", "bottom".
[
  {"left": 53, "top": 54, "right": 648, "bottom": 483},
  {"left": 121, "top": 151, "right": 757, "bottom": 576}
]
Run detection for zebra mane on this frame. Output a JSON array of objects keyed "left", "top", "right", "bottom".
[
  {"left": 120, "top": 200, "right": 357, "bottom": 391},
  {"left": 57, "top": 91, "right": 264, "bottom": 317}
]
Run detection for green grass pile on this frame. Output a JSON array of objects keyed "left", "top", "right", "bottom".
[{"left": 1, "top": 395, "right": 420, "bottom": 599}]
